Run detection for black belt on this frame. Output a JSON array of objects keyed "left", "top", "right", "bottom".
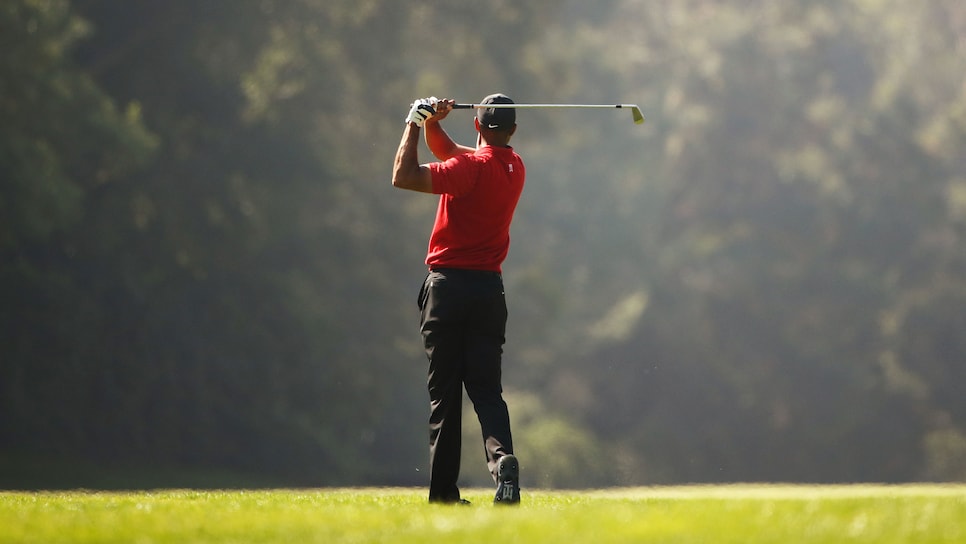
[{"left": 429, "top": 267, "right": 502, "bottom": 279}]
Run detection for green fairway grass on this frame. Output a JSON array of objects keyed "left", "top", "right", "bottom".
[{"left": 1, "top": 485, "right": 964, "bottom": 543}]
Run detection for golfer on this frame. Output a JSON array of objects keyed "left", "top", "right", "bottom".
[{"left": 392, "top": 94, "right": 524, "bottom": 505}]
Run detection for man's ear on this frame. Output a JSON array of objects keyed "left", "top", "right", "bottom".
[{"left": 474, "top": 117, "right": 481, "bottom": 132}]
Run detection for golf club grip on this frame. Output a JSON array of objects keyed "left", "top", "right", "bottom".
[{"left": 452, "top": 104, "right": 474, "bottom": 109}]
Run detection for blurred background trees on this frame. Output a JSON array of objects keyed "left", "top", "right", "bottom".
[{"left": 2, "top": 0, "right": 964, "bottom": 488}]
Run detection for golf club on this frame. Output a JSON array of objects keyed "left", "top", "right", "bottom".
[{"left": 453, "top": 102, "right": 645, "bottom": 125}]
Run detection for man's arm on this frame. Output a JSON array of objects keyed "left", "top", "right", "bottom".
[
  {"left": 392, "top": 122, "right": 434, "bottom": 193},
  {"left": 424, "top": 99, "right": 474, "bottom": 160}
]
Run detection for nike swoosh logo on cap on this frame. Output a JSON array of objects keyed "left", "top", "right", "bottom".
[{"left": 488, "top": 124, "right": 499, "bottom": 129}]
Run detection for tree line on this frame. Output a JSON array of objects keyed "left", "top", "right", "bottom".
[{"left": 2, "top": 0, "right": 964, "bottom": 487}]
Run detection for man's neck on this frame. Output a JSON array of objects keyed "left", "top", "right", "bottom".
[{"left": 478, "top": 138, "right": 511, "bottom": 149}]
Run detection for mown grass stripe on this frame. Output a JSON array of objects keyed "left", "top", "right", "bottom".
[{"left": 1, "top": 485, "right": 964, "bottom": 543}]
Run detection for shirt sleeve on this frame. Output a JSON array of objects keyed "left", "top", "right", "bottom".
[{"left": 429, "top": 153, "right": 479, "bottom": 197}]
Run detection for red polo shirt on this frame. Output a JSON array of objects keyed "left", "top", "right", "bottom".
[{"left": 426, "top": 145, "right": 525, "bottom": 273}]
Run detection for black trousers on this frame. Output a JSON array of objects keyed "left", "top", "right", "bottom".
[{"left": 418, "top": 268, "right": 514, "bottom": 502}]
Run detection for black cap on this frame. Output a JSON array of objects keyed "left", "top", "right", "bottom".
[{"left": 477, "top": 93, "right": 516, "bottom": 132}]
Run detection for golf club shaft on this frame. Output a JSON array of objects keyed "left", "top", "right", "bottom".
[{"left": 453, "top": 103, "right": 644, "bottom": 124}]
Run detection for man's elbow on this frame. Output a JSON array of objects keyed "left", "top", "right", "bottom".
[
  {"left": 391, "top": 171, "right": 413, "bottom": 189},
  {"left": 391, "top": 163, "right": 407, "bottom": 188}
]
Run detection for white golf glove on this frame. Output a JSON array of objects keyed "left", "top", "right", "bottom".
[{"left": 405, "top": 97, "right": 438, "bottom": 127}]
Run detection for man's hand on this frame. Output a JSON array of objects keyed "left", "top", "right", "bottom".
[
  {"left": 405, "top": 97, "right": 438, "bottom": 127},
  {"left": 425, "top": 98, "right": 455, "bottom": 124}
]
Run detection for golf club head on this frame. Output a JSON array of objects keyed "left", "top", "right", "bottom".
[{"left": 629, "top": 105, "right": 645, "bottom": 125}]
